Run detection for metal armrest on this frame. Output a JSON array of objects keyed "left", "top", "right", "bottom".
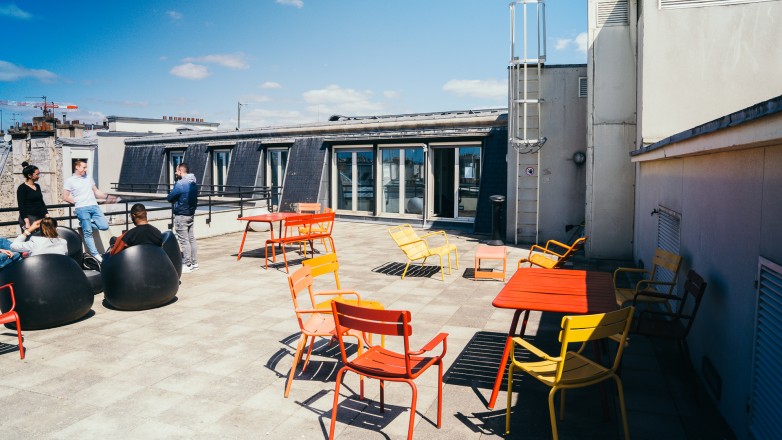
[
  {"left": 613, "top": 267, "right": 652, "bottom": 286},
  {"left": 313, "top": 290, "right": 361, "bottom": 301},
  {"left": 512, "top": 336, "right": 561, "bottom": 362},
  {"left": 410, "top": 332, "right": 448, "bottom": 355},
  {"left": 530, "top": 244, "right": 565, "bottom": 258}
]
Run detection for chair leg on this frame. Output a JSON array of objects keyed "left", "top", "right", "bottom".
[
  {"left": 401, "top": 261, "right": 412, "bottom": 279},
  {"left": 548, "top": 387, "right": 560, "bottom": 440},
  {"left": 438, "top": 255, "right": 445, "bottom": 281},
  {"left": 505, "top": 362, "right": 515, "bottom": 435},
  {"left": 613, "top": 375, "right": 630, "bottom": 440},
  {"left": 14, "top": 314, "right": 24, "bottom": 360},
  {"left": 284, "top": 333, "right": 307, "bottom": 398},
  {"left": 559, "top": 389, "right": 566, "bottom": 420},
  {"left": 407, "top": 380, "right": 418, "bottom": 440},
  {"left": 329, "top": 367, "right": 348, "bottom": 440},
  {"left": 437, "top": 360, "right": 443, "bottom": 428},
  {"left": 453, "top": 248, "right": 459, "bottom": 269},
  {"left": 282, "top": 246, "right": 290, "bottom": 273},
  {"left": 301, "top": 335, "right": 316, "bottom": 372},
  {"left": 379, "top": 379, "right": 385, "bottom": 412}
]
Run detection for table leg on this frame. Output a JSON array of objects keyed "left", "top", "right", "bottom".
[
  {"left": 488, "top": 309, "right": 529, "bottom": 409},
  {"left": 269, "top": 222, "right": 277, "bottom": 262},
  {"left": 237, "top": 222, "right": 252, "bottom": 260}
]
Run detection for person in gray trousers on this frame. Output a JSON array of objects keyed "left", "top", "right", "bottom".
[{"left": 167, "top": 163, "right": 199, "bottom": 272}]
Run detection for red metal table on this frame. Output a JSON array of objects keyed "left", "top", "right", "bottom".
[
  {"left": 487, "top": 268, "right": 617, "bottom": 409},
  {"left": 236, "top": 212, "right": 299, "bottom": 261}
]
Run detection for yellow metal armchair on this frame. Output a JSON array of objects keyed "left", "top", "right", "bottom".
[
  {"left": 506, "top": 307, "right": 634, "bottom": 439},
  {"left": 517, "top": 236, "right": 587, "bottom": 269},
  {"left": 614, "top": 247, "right": 682, "bottom": 307},
  {"left": 388, "top": 224, "right": 458, "bottom": 281}
]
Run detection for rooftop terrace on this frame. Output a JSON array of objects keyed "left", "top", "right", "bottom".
[{"left": 0, "top": 220, "right": 733, "bottom": 439}]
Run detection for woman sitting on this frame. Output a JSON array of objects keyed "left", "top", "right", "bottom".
[{"left": 11, "top": 218, "right": 68, "bottom": 256}]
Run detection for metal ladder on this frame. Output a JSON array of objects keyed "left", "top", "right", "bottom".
[{"left": 509, "top": 0, "right": 546, "bottom": 244}]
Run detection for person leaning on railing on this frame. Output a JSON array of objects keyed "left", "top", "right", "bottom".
[{"left": 17, "top": 162, "right": 49, "bottom": 234}]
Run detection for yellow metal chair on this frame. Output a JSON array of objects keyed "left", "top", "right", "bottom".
[
  {"left": 388, "top": 224, "right": 458, "bottom": 281},
  {"left": 614, "top": 247, "right": 682, "bottom": 307},
  {"left": 506, "top": 307, "right": 634, "bottom": 439},
  {"left": 517, "top": 236, "right": 587, "bottom": 269}
]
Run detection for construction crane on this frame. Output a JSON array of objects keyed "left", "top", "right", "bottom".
[{"left": 0, "top": 96, "right": 78, "bottom": 118}]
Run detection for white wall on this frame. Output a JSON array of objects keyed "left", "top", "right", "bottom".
[
  {"left": 633, "top": 113, "right": 782, "bottom": 439},
  {"left": 96, "top": 135, "right": 129, "bottom": 192},
  {"left": 586, "top": 0, "right": 638, "bottom": 259},
  {"left": 639, "top": 0, "right": 782, "bottom": 144}
]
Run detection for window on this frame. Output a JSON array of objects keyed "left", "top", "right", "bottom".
[
  {"left": 380, "top": 146, "right": 425, "bottom": 215},
  {"left": 267, "top": 148, "right": 288, "bottom": 208},
  {"left": 333, "top": 147, "right": 374, "bottom": 213},
  {"left": 212, "top": 149, "right": 231, "bottom": 193},
  {"left": 169, "top": 151, "right": 184, "bottom": 186}
]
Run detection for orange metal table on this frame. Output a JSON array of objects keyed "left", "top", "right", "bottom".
[
  {"left": 236, "top": 212, "right": 299, "bottom": 260},
  {"left": 487, "top": 268, "right": 616, "bottom": 409}
]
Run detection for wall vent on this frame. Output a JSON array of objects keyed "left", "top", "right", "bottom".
[
  {"left": 578, "top": 77, "right": 588, "bottom": 98},
  {"left": 660, "top": 0, "right": 777, "bottom": 9},
  {"left": 749, "top": 257, "right": 782, "bottom": 439},
  {"left": 597, "top": 0, "right": 629, "bottom": 27},
  {"left": 656, "top": 205, "right": 681, "bottom": 297}
]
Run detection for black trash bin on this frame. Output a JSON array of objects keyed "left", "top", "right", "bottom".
[{"left": 488, "top": 195, "right": 505, "bottom": 246}]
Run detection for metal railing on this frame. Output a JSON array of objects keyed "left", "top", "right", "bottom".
[{"left": 0, "top": 184, "right": 278, "bottom": 232}]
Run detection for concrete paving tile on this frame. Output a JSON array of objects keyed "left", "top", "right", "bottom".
[
  {"left": 152, "top": 370, "right": 224, "bottom": 396},
  {"left": 110, "top": 361, "right": 181, "bottom": 387},
  {"left": 126, "top": 418, "right": 197, "bottom": 439},
  {"left": 70, "top": 377, "right": 146, "bottom": 407},
  {"left": 198, "top": 406, "right": 288, "bottom": 438},
  {"left": 50, "top": 407, "right": 145, "bottom": 440},
  {"left": 154, "top": 395, "right": 236, "bottom": 428},
  {"left": 2, "top": 362, "right": 72, "bottom": 388},
  {"left": 27, "top": 369, "right": 106, "bottom": 398}
]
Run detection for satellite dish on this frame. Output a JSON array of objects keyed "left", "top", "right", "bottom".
[{"left": 3, "top": 134, "right": 11, "bottom": 143}]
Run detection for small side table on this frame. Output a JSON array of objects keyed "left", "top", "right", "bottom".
[{"left": 475, "top": 245, "right": 507, "bottom": 281}]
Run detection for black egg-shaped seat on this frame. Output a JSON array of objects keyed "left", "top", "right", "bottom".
[
  {"left": 161, "top": 231, "right": 182, "bottom": 278},
  {"left": 57, "top": 226, "right": 103, "bottom": 295},
  {"left": 0, "top": 254, "right": 94, "bottom": 330},
  {"left": 101, "top": 245, "right": 179, "bottom": 311}
]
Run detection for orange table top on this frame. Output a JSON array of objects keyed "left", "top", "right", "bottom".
[
  {"left": 238, "top": 212, "right": 301, "bottom": 222},
  {"left": 492, "top": 268, "right": 616, "bottom": 314}
]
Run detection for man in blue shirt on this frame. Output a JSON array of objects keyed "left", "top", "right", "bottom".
[{"left": 167, "top": 163, "right": 199, "bottom": 272}]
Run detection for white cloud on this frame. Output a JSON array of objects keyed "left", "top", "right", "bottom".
[
  {"left": 303, "top": 84, "right": 383, "bottom": 116},
  {"left": 235, "top": 108, "right": 306, "bottom": 128},
  {"left": 159, "top": 55, "right": 168, "bottom": 61},
  {"left": 240, "top": 94, "right": 272, "bottom": 103},
  {"left": 0, "top": 60, "right": 57, "bottom": 82},
  {"left": 170, "top": 63, "right": 210, "bottom": 80},
  {"left": 89, "top": 98, "right": 149, "bottom": 108},
  {"left": 182, "top": 53, "right": 248, "bottom": 69},
  {"left": 0, "top": 4, "right": 32, "bottom": 19},
  {"left": 442, "top": 79, "right": 506, "bottom": 100},
  {"left": 166, "top": 10, "right": 182, "bottom": 20},
  {"left": 260, "top": 81, "right": 282, "bottom": 89},
  {"left": 575, "top": 32, "right": 588, "bottom": 53},
  {"left": 554, "top": 32, "right": 588, "bottom": 53},
  {"left": 383, "top": 90, "right": 400, "bottom": 99},
  {"left": 276, "top": 0, "right": 303, "bottom": 8}
]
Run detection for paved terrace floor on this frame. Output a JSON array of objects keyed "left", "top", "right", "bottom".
[{"left": 0, "top": 220, "right": 734, "bottom": 439}]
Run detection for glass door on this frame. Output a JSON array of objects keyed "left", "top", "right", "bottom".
[
  {"left": 380, "top": 146, "right": 424, "bottom": 215},
  {"left": 334, "top": 148, "right": 374, "bottom": 213},
  {"left": 212, "top": 149, "right": 231, "bottom": 193},
  {"left": 169, "top": 151, "right": 184, "bottom": 187},
  {"left": 267, "top": 148, "right": 288, "bottom": 208},
  {"left": 429, "top": 144, "right": 481, "bottom": 220}
]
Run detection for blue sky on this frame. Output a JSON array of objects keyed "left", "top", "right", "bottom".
[{"left": 1, "top": 1, "right": 587, "bottom": 130}]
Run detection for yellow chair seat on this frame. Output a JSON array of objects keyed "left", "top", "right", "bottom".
[
  {"left": 528, "top": 254, "right": 559, "bottom": 269},
  {"left": 615, "top": 287, "right": 670, "bottom": 305},
  {"left": 388, "top": 224, "right": 459, "bottom": 281},
  {"left": 518, "top": 352, "right": 613, "bottom": 387}
]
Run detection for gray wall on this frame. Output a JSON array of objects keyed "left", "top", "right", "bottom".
[
  {"left": 634, "top": 131, "right": 782, "bottom": 438},
  {"left": 535, "top": 65, "right": 589, "bottom": 244}
]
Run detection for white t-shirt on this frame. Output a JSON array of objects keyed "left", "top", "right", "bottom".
[
  {"left": 64, "top": 174, "right": 98, "bottom": 208},
  {"left": 11, "top": 235, "right": 68, "bottom": 257}
]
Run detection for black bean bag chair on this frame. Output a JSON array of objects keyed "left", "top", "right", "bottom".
[
  {"left": 0, "top": 254, "right": 94, "bottom": 330},
  {"left": 57, "top": 226, "right": 103, "bottom": 294},
  {"left": 101, "top": 245, "right": 179, "bottom": 311},
  {"left": 161, "top": 231, "right": 183, "bottom": 278}
]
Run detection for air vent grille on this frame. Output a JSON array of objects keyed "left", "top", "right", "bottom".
[{"left": 597, "top": 0, "right": 629, "bottom": 27}]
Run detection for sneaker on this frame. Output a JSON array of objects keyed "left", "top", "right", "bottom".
[
  {"left": 93, "top": 254, "right": 103, "bottom": 263},
  {"left": 191, "top": 263, "right": 199, "bottom": 271},
  {"left": 182, "top": 264, "right": 194, "bottom": 273}
]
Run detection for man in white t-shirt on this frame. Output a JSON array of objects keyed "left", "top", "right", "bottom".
[{"left": 62, "top": 160, "right": 112, "bottom": 262}]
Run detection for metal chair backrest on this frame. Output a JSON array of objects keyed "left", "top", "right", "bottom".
[
  {"left": 675, "top": 269, "right": 708, "bottom": 336},
  {"left": 302, "top": 253, "right": 342, "bottom": 289},
  {"left": 557, "top": 307, "right": 634, "bottom": 380}
]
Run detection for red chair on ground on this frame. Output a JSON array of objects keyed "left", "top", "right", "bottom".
[
  {"left": 329, "top": 302, "right": 448, "bottom": 440},
  {"left": 265, "top": 214, "right": 313, "bottom": 273},
  {"left": 0, "top": 283, "right": 25, "bottom": 359},
  {"left": 284, "top": 266, "right": 361, "bottom": 398}
]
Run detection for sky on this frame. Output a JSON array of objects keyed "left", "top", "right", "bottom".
[{"left": 1, "top": 1, "right": 587, "bottom": 130}]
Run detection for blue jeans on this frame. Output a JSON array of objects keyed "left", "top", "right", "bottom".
[
  {"left": 76, "top": 205, "right": 109, "bottom": 256},
  {"left": 0, "top": 238, "right": 22, "bottom": 270}
]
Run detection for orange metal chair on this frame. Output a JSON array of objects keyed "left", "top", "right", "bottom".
[
  {"left": 265, "top": 214, "right": 313, "bottom": 273},
  {"left": 329, "top": 301, "right": 448, "bottom": 440},
  {"left": 388, "top": 224, "right": 458, "bottom": 281},
  {"left": 284, "top": 266, "right": 361, "bottom": 398},
  {"left": 517, "top": 236, "right": 587, "bottom": 269},
  {"left": 299, "top": 208, "right": 334, "bottom": 253},
  {"left": 295, "top": 202, "right": 322, "bottom": 214},
  {"left": 505, "top": 306, "right": 634, "bottom": 439},
  {"left": 0, "top": 283, "right": 25, "bottom": 359}
]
